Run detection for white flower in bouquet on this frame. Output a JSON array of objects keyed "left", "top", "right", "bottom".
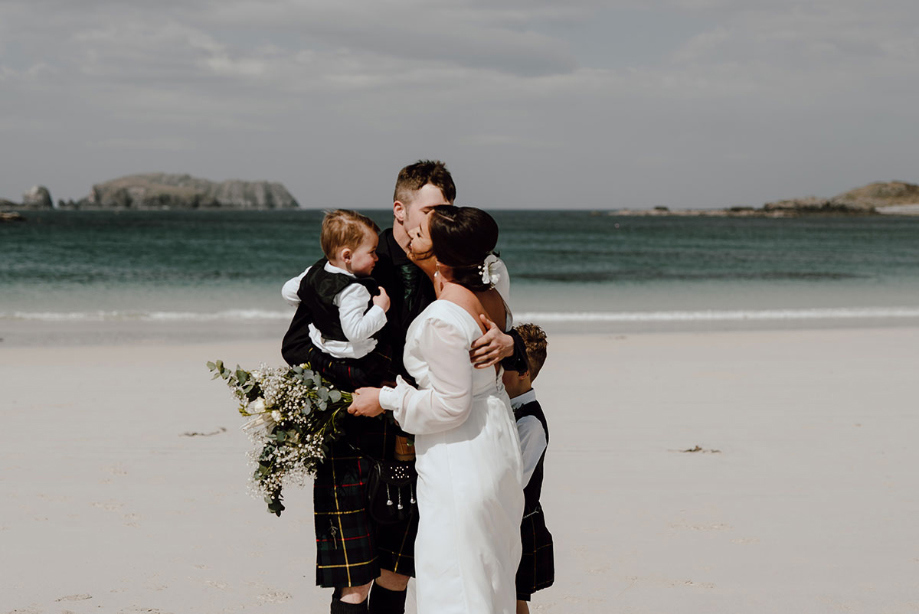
[{"left": 247, "top": 398, "right": 266, "bottom": 414}]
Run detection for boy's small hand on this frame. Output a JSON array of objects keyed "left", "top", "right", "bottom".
[{"left": 373, "top": 287, "right": 391, "bottom": 312}]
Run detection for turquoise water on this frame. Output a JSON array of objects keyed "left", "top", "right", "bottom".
[{"left": 2, "top": 210, "right": 919, "bottom": 327}]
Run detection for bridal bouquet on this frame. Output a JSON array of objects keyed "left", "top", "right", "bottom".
[{"left": 208, "top": 360, "right": 352, "bottom": 516}]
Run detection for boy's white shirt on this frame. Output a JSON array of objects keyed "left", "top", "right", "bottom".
[
  {"left": 281, "top": 262, "right": 386, "bottom": 359},
  {"left": 510, "top": 388, "right": 547, "bottom": 487},
  {"left": 281, "top": 269, "right": 307, "bottom": 306}
]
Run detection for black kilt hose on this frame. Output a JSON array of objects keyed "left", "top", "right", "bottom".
[
  {"left": 516, "top": 504, "right": 555, "bottom": 600},
  {"left": 313, "top": 412, "right": 418, "bottom": 587}
]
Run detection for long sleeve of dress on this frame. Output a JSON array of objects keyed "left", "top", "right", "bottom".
[{"left": 379, "top": 317, "right": 474, "bottom": 435}]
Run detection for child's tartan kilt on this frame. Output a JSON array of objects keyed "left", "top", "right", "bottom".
[
  {"left": 313, "top": 413, "right": 418, "bottom": 588},
  {"left": 516, "top": 504, "right": 555, "bottom": 600}
]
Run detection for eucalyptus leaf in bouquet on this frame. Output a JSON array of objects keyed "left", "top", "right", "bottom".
[{"left": 207, "top": 361, "right": 353, "bottom": 516}]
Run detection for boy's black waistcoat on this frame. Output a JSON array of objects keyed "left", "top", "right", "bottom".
[
  {"left": 299, "top": 258, "right": 379, "bottom": 342},
  {"left": 514, "top": 399, "right": 549, "bottom": 514},
  {"left": 282, "top": 257, "right": 382, "bottom": 365}
]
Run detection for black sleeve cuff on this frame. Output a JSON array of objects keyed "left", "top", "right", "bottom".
[{"left": 500, "top": 327, "right": 529, "bottom": 373}]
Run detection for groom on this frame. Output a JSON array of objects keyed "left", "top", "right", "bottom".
[{"left": 282, "top": 160, "right": 520, "bottom": 614}]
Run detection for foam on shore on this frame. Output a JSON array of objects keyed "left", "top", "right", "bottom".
[{"left": 5, "top": 306, "right": 919, "bottom": 323}]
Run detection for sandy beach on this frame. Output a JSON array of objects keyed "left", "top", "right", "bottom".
[{"left": 3, "top": 324, "right": 918, "bottom": 613}]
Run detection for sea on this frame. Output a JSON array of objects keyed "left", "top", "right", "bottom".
[{"left": 2, "top": 210, "right": 919, "bottom": 341}]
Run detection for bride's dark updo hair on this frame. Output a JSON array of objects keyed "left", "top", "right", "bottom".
[{"left": 429, "top": 205, "right": 498, "bottom": 292}]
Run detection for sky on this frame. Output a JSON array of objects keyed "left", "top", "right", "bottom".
[{"left": 2, "top": 0, "right": 918, "bottom": 210}]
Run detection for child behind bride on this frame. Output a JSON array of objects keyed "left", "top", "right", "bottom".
[{"left": 502, "top": 322, "right": 555, "bottom": 614}]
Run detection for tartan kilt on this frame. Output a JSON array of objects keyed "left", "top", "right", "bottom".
[
  {"left": 313, "top": 414, "right": 418, "bottom": 588},
  {"left": 516, "top": 504, "right": 555, "bottom": 600}
]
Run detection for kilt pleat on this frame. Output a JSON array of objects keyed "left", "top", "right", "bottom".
[
  {"left": 313, "top": 423, "right": 417, "bottom": 587},
  {"left": 516, "top": 505, "right": 555, "bottom": 600}
]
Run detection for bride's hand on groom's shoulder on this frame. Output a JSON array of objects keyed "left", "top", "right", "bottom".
[{"left": 348, "top": 387, "right": 384, "bottom": 417}]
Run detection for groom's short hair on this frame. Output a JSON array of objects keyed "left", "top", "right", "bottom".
[
  {"left": 515, "top": 323, "right": 548, "bottom": 380},
  {"left": 393, "top": 160, "right": 456, "bottom": 206}
]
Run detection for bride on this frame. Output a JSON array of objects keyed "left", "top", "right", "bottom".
[{"left": 348, "top": 206, "right": 524, "bottom": 614}]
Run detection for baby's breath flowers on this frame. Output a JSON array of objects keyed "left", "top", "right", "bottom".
[{"left": 208, "top": 360, "right": 352, "bottom": 516}]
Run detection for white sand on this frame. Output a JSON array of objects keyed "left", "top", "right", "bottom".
[{"left": 3, "top": 327, "right": 918, "bottom": 613}]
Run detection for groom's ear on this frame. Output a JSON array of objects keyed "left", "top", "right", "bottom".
[{"left": 393, "top": 200, "right": 406, "bottom": 224}]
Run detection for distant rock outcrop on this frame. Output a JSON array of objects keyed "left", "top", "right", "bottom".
[
  {"left": 0, "top": 186, "right": 53, "bottom": 210},
  {"left": 22, "top": 186, "right": 53, "bottom": 209},
  {"left": 761, "top": 181, "right": 919, "bottom": 216},
  {"left": 612, "top": 180, "right": 919, "bottom": 217},
  {"left": 67, "top": 173, "right": 299, "bottom": 210},
  {"left": 761, "top": 197, "right": 875, "bottom": 216},
  {"left": 833, "top": 181, "right": 919, "bottom": 207}
]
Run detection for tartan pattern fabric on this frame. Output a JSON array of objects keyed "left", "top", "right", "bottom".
[
  {"left": 515, "top": 505, "right": 555, "bottom": 600},
  {"left": 313, "top": 420, "right": 418, "bottom": 588}
]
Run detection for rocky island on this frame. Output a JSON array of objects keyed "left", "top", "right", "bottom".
[
  {"left": 1, "top": 186, "right": 53, "bottom": 210},
  {"left": 2, "top": 174, "right": 299, "bottom": 213},
  {"left": 612, "top": 181, "right": 919, "bottom": 217},
  {"left": 1, "top": 186, "right": 54, "bottom": 221},
  {"left": 59, "top": 173, "right": 299, "bottom": 210}
]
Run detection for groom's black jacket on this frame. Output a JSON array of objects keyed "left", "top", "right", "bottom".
[{"left": 372, "top": 228, "right": 438, "bottom": 378}]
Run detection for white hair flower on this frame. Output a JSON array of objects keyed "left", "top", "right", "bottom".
[{"left": 479, "top": 254, "right": 501, "bottom": 288}]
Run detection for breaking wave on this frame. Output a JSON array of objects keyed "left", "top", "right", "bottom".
[{"left": 4, "top": 307, "right": 919, "bottom": 323}]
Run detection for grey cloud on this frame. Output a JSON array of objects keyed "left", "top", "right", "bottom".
[
  {"left": 202, "top": 2, "right": 580, "bottom": 77},
  {"left": 1, "top": 0, "right": 580, "bottom": 88},
  {"left": 1, "top": 0, "right": 919, "bottom": 208}
]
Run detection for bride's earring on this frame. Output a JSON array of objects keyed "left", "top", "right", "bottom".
[{"left": 434, "top": 262, "right": 444, "bottom": 292}]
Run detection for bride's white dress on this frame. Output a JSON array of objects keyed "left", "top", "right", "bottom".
[{"left": 379, "top": 299, "right": 524, "bottom": 614}]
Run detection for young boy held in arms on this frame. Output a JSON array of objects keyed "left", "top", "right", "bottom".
[{"left": 282, "top": 209, "right": 393, "bottom": 389}]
